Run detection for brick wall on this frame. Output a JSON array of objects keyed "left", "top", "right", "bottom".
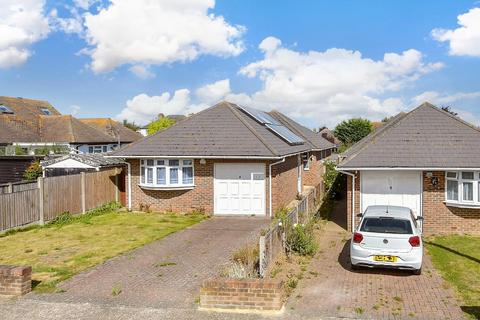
[
  {"left": 302, "top": 151, "right": 324, "bottom": 187},
  {"left": 346, "top": 172, "right": 361, "bottom": 232},
  {"left": 422, "top": 171, "right": 480, "bottom": 235},
  {"left": 200, "top": 278, "right": 283, "bottom": 312},
  {"left": 0, "top": 265, "right": 31, "bottom": 296},
  {"left": 270, "top": 155, "right": 299, "bottom": 215}
]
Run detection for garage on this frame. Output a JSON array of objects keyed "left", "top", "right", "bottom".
[
  {"left": 214, "top": 163, "right": 266, "bottom": 215},
  {"left": 361, "top": 170, "right": 422, "bottom": 216}
]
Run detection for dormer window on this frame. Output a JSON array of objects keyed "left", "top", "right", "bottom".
[
  {"left": 0, "top": 105, "right": 13, "bottom": 114},
  {"left": 41, "top": 108, "right": 52, "bottom": 115}
]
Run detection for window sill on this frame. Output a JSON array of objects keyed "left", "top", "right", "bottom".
[
  {"left": 139, "top": 184, "right": 195, "bottom": 191},
  {"left": 444, "top": 201, "right": 480, "bottom": 209}
]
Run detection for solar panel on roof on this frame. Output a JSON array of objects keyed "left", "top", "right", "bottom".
[
  {"left": 0, "top": 104, "right": 13, "bottom": 114},
  {"left": 266, "top": 124, "right": 305, "bottom": 145},
  {"left": 237, "top": 105, "right": 305, "bottom": 145},
  {"left": 238, "top": 105, "right": 282, "bottom": 125}
]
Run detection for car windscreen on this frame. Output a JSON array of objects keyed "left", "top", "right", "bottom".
[{"left": 360, "top": 217, "right": 413, "bottom": 234}]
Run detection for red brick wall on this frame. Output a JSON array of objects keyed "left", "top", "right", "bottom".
[
  {"left": 422, "top": 171, "right": 480, "bottom": 235},
  {"left": 302, "top": 151, "right": 324, "bottom": 187},
  {"left": 346, "top": 172, "right": 361, "bottom": 232},
  {"left": 0, "top": 265, "right": 31, "bottom": 296},
  {"left": 200, "top": 278, "right": 283, "bottom": 311},
  {"left": 270, "top": 155, "right": 299, "bottom": 216}
]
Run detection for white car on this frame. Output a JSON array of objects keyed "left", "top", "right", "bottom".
[{"left": 350, "top": 205, "right": 423, "bottom": 275}]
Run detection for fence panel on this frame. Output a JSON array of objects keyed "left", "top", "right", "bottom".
[
  {"left": 43, "top": 174, "right": 83, "bottom": 221},
  {"left": 0, "top": 189, "right": 39, "bottom": 231},
  {"left": 85, "top": 168, "right": 118, "bottom": 210},
  {"left": 259, "top": 184, "right": 323, "bottom": 277},
  {"left": 0, "top": 181, "right": 37, "bottom": 194}
]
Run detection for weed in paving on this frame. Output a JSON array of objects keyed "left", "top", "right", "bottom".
[{"left": 154, "top": 261, "right": 177, "bottom": 267}]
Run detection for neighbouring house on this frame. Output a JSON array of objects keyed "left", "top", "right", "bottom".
[
  {"left": 0, "top": 156, "right": 43, "bottom": 184},
  {"left": 0, "top": 96, "right": 141, "bottom": 155},
  {"left": 337, "top": 102, "right": 480, "bottom": 235},
  {"left": 110, "top": 101, "right": 336, "bottom": 216},
  {"left": 41, "top": 153, "right": 126, "bottom": 177},
  {"left": 318, "top": 127, "right": 341, "bottom": 146}
]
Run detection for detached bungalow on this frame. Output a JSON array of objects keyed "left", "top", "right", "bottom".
[
  {"left": 110, "top": 102, "right": 335, "bottom": 216},
  {"left": 337, "top": 102, "right": 480, "bottom": 235}
]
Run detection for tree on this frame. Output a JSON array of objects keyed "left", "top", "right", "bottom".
[
  {"left": 123, "top": 119, "right": 140, "bottom": 131},
  {"left": 23, "top": 161, "right": 42, "bottom": 181},
  {"left": 146, "top": 116, "right": 176, "bottom": 135},
  {"left": 441, "top": 106, "right": 458, "bottom": 116},
  {"left": 333, "top": 118, "right": 373, "bottom": 145}
]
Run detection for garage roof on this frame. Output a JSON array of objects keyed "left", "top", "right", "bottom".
[
  {"left": 338, "top": 102, "right": 480, "bottom": 169},
  {"left": 110, "top": 101, "right": 335, "bottom": 158}
]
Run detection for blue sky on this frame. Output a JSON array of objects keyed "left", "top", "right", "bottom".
[{"left": 1, "top": 0, "right": 480, "bottom": 128}]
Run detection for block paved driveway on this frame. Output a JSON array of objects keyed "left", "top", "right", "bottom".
[
  {"left": 287, "top": 221, "right": 466, "bottom": 320},
  {"left": 28, "top": 216, "right": 269, "bottom": 309}
]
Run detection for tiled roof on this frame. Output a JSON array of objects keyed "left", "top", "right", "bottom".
[
  {"left": 338, "top": 102, "right": 480, "bottom": 169},
  {"left": 112, "top": 101, "right": 334, "bottom": 158},
  {"left": 79, "top": 118, "right": 143, "bottom": 143},
  {"left": 39, "top": 115, "right": 117, "bottom": 143}
]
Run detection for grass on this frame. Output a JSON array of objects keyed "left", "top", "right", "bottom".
[
  {"left": 426, "top": 235, "right": 480, "bottom": 318},
  {"left": 0, "top": 206, "right": 205, "bottom": 293}
]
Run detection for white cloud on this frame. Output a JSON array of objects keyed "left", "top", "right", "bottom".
[
  {"left": 236, "top": 37, "right": 442, "bottom": 127},
  {"left": 73, "top": 0, "right": 98, "bottom": 10},
  {"left": 70, "top": 105, "right": 81, "bottom": 116},
  {"left": 195, "top": 79, "right": 231, "bottom": 103},
  {"left": 129, "top": 65, "right": 155, "bottom": 79},
  {"left": 116, "top": 89, "right": 205, "bottom": 124},
  {"left": 0, "top": 0, "right": 50, "bottom": 68},
  {"left": 82, "top": 0, "right": 245, "bottom": 73},
  {"left": 49, "top": 8, "right": 83, "bottom": 35},
  {"left": 412, "top": 90, "right": 480, "bottom": 105},
  {"left": 432, "top": 7, "right": 480, "bottom": 57}
]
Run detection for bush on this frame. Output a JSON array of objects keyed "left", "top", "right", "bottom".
[
  {"left": 222, "top": 244, "right": 260, "bottom": 278},
  {"left": 286, "top": 224, "right": 317, "bottom": 256},
  {"left": 23, "top": 161, "right": 42, "bottom": 181},
  {"left": 323, "top": 160, "right": 338, "bottom": 193}
]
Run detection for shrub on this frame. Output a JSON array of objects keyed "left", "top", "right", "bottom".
[
  {"left": 23, "top": 161, "right": 42, "bottom": 181},
  {"left": 286, "top": 224, "right": 317, "bottom": 256}
]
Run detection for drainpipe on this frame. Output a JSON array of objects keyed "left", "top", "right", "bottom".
[
  {"left": 125, "top": 162, "right": 132, "bottom": 211},
  {"left": 337, "top": 170, "right": 356, "bottom": 232},
  {"left": 269, "top": 158, "right": 286, "bottom": 218}
]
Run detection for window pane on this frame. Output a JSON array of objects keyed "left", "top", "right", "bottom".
[
  {"left": 360, "top": 218, "right": 413, "bottom": 234},
  {"left": 463, "top": 182, "right": 473, "bottom": 201},
  {"left": 183, "top": 160, "right": 192, "bottom": 166},
  {"left": 170, "top": 168, "right": 178, "bottom": 184},
  {"left": 147, "top": 160, "right": 154, "bottom": 166},
  {"left": 462, "top": 172, "right": 474, "bottom": 180},
  {"left": 141, "top": 167, "right": 145, "bottom": 184},
  {"left": 88, "top": 146, "right": 93, "bottom": 153},
  {"left": 182, "top": 167, "right": 193, "bottom": 184},
  {"left": 157, "top": 160, "right": 165, "bottom": 165},
  {"left": 446, "top": 172, "right": 457, "bottom": 179},
  {"left": 156, "top": 167, "right": 166, "bottom": 185},
  {"left": 103, "top": 146, "right": 107, "bottom": 152},
  {"left": 147, "top": 168, "right": 153, "bottom": 184},
  {"left": 446, "top": 180, "right": 458, "bottom": 201},
  {"left": 169, "top": 160, "right": 179, "bottom": 166}
]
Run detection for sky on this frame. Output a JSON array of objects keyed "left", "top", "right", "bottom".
[{"left": 1, "top": 0, "right": 480, "bottom": 129}]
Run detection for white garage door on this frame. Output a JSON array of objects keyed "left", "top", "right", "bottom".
[
  {"left": 214, "top": 163, "right": 266, "bottom": 215},
  {"left": 361, "top": 171, "right": 422, "bottom": 216}
]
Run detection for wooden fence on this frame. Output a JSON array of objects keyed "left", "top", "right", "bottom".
[{"left": 0, "top": 168, "right": 123, "bottom": 232}]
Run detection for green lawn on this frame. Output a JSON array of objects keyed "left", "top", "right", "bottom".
[
  {"left": 426, "top": 235, "right": 480, "bottom": 318},
  {"left": 0, "top": 206, "right": 205, "bottom": 292}
]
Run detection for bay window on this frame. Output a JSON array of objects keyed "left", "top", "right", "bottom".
[
  {"left": 445, "top": 171, "right": 480, "bottom": 206},
  {"left": 140, "top": 159, "right": 194, "bottom": 188}
]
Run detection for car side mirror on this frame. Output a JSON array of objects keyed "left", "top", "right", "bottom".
[
  {"left": 356, "top": 213, "right": 363, "bottom": 218},
  {"left": 416, "top": 216, "right": 424, "bottom": 221}
]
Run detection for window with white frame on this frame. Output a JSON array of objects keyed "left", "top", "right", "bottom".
[
  {"left": 140, "top": 159, "right": 194, "bottom": 188},
  {"left": 302, "top": 152, "right": 310, "bottom": 170},
  {"left": 445, "top": 171, "right": 480, "bottom": 205},
  {"left": 88, "top": 145, "right": 108, "bottom": 153}
]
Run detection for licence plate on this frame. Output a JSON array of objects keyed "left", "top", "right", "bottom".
[{"left": 373, "top": 255, "right": 397, "bottom": 262}]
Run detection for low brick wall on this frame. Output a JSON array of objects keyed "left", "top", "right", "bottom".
[
  {"left": 0, "top": 265, "right": 32, "bottom": 296},
  {"left": 200, "top": 278, "right": 283, "bottom": 312}
]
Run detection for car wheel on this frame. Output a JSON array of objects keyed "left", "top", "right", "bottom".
[{"left": 413, "top": 268, "right": 422, "bottom": 275}]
